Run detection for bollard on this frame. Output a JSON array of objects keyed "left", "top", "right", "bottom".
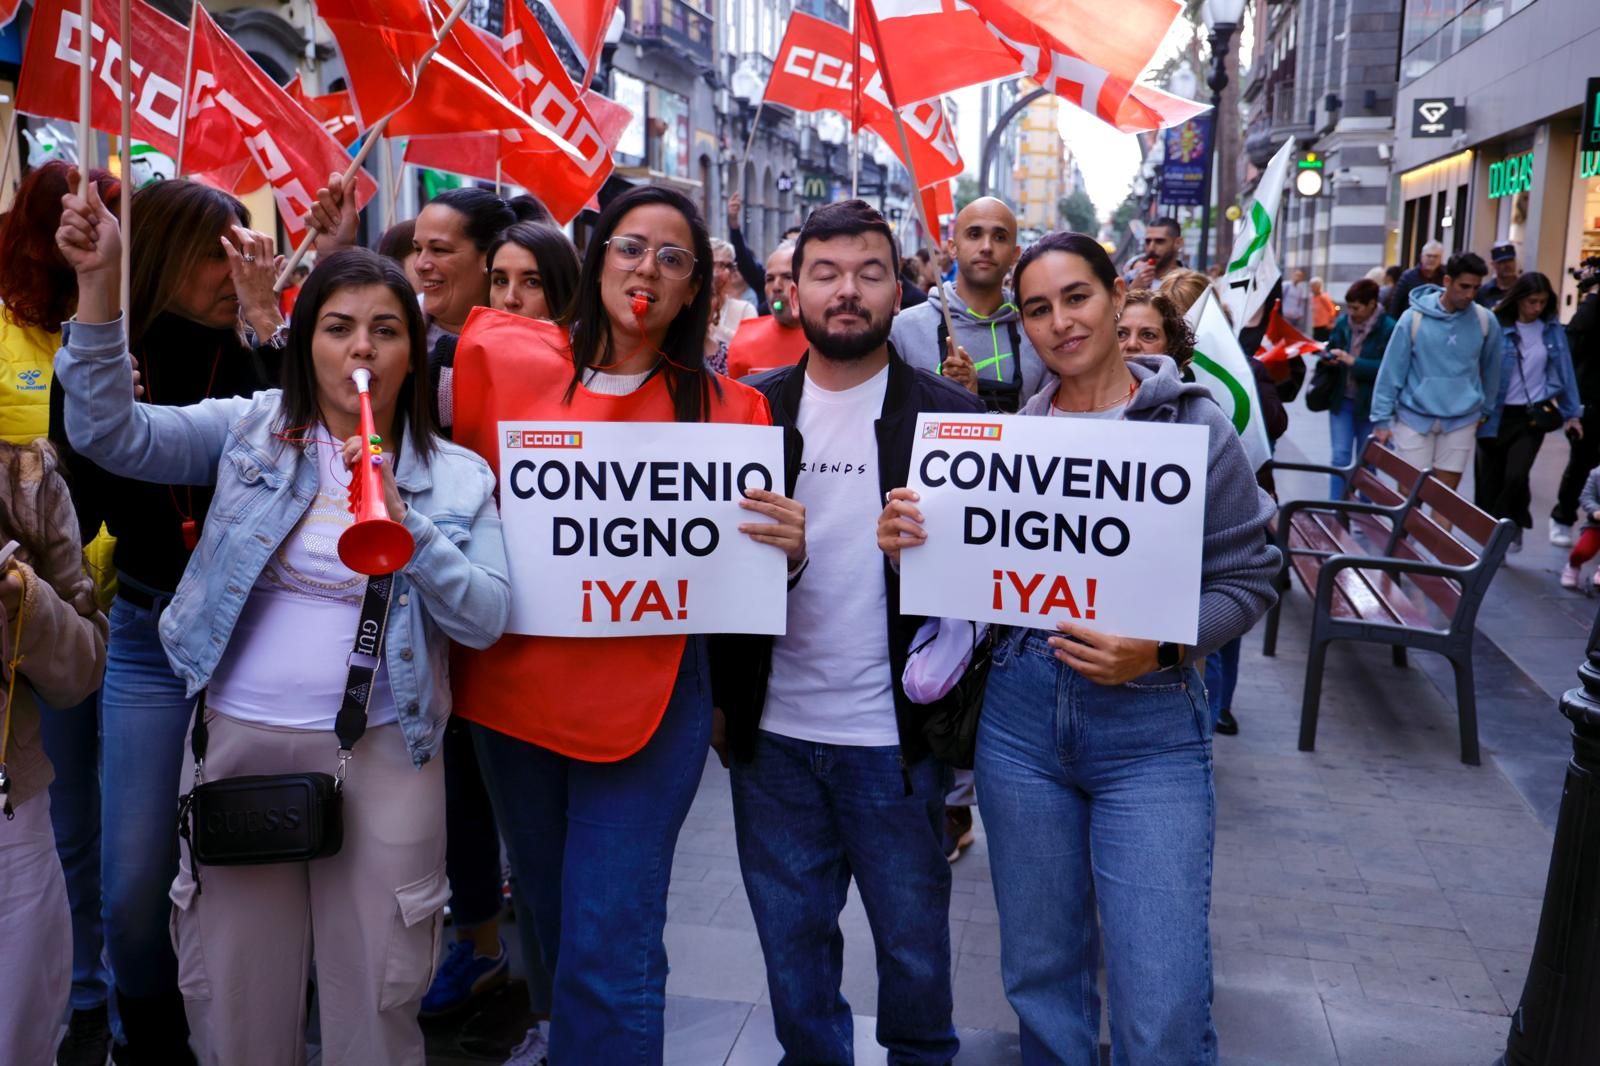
[{"left": 1497, "top": 605, "right": 1600, "bottom": 1065}]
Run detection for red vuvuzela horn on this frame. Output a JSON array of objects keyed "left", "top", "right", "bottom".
[{"left": 337, "top": 368, "right": 415, "bottom": 576}]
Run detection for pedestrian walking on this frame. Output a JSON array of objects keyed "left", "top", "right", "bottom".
[
  {"left": 1560, "top": 463, "right": 1600, "bottom": 590},
  {"left": 879, "top": 230, "right": 1279, "bottom": 1065},
  {"left": 55, "top": 178, "right": 512, "bottom": 1065},
  {"left": 1477, "top": 272, "right": 1582, "bottom": 550},
  {"left": 1476, "top": 242, "right": 1521, "bottom": 308},
  {"left": 1320, "top": 278, "right": 1395, "bottom": 498},
  {"left": 1280, "top": 268, "right": 1311, "bottom": 332},
  {"left": 1549, "top": 258, "right": 1600, "bottom": 547},
  {"left": 1386, "top": 241, "right": 1445, "bottom": 320},
  {"left": 1378, "top": 265, "right": 1403, "bottom": 310},
  {"left": 1310, "top": 276, "right": 1337, "bottom": 341},
  {"left": 719, "top": 199, "right": 982, "bottom": 1064},
  {"left": 1370, "top": 253, "right": 1502, "bottom": 501}
]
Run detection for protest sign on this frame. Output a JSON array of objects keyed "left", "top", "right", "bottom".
[
  {"left": 898, "top": 413, "right": 1208, "bottom": 644},
  {"left": 498, "top": 421, "right": 787, "bottom": 637}
]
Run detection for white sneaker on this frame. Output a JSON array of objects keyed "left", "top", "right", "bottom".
[
  {"left": 1592, "top": 569, "right": 1600, "bottom": 592},
  {"left": 1509, "top": 529, "right": 1524, "bottom": 553},
  {"left": 1562, "top": 565, "right": 1580, "bottom": 589},
  {"left": 1551, "top": 523, "right": 1575, "bottom": 548},
  {"left": 503, "top": 1025, "right": 549, "bottom": 1066}
]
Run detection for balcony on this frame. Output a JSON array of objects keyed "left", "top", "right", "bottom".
[
  {"left": 1244, "top": 76, "right": 1312, "bottom": 167},
  {"left": 631, "top": 0, "right": 714, "bottom": 68}
]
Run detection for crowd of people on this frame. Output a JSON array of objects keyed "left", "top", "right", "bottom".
[{"left": 17, "top": 155, "right": 1595, "bottom": 1066}]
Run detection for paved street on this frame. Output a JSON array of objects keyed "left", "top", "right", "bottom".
[{"left": 416, "top": 391, "right": 1580, "bottom": 1066}]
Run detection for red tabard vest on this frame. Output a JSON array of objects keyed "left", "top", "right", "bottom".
[
  {"left": 451, "top": 306, "right": 773, "bottom": 762},
  {"left": 725, "top": 315, "right": 809, "bottom": 380}
]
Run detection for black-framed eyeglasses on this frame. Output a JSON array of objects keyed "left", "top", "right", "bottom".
[{"left": 604, "top": 237, "right": 698, "bottom": 280}]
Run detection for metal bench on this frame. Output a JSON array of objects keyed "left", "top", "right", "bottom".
[{"left": 1262, "top": 450, "right": 1516, "bottom": 765}]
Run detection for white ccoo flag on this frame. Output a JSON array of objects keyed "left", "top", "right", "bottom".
[
  {"left": 1220, "top": 138, "right": 1295, "bottom": 328},
  {"left": 1186, "top": 289, "right": 1273, "bottom": 471}
]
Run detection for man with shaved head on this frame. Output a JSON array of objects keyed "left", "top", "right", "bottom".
[
  {"left": 726, "top": 241, "right": 811, "bottom": 379},
  {"left": 890, "top": 196, "right": 1047, "bottom": 412}
]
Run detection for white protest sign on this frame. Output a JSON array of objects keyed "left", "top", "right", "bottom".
[
  {"left": 898, "top": 413, "right": 1208, "bottom": 644},
  {"left": 498, "top": 421, "right": 788, "bottom": 637}
]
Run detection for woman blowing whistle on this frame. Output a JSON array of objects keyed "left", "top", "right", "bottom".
[{"left": 54, "top": 174, "right": 510, "bottom": 1065}]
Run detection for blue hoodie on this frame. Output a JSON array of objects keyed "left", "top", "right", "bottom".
[{"left": 1369, "top": 284, "right": 1502, "bottom": 434}]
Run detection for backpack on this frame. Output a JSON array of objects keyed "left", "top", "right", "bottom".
[{"left": 1408, "top": 300, "right": 1493, "bottom": 345}]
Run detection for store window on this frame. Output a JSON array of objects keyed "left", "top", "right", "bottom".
[
  {"left": 650, "top": 87, "right": 691, "bottom": 179},
  {"left": 613, "top": 72, "right": 647, "bottom": 165},
  {"left": 1562, "top": 148, "right": 1600, "bottom": 312}
]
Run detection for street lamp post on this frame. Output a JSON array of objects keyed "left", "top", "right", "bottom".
[
  {"left": 1496, "top": 604, "right": 1600, "bottom": 1064},
  {"left": 1195, "top": 0, "right": 1244, "bottom": 272}
]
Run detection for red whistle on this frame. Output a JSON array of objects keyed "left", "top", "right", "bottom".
[{"left": 631, "top": 293, "right": 651, "bottom": 318}]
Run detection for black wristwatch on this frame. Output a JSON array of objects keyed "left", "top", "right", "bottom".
[{"left": 1156, "top": 641, "right": 1184, "bottom": 670}]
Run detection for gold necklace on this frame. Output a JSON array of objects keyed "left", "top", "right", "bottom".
[{"left": 1054, "top": 379, "right": 1137, "bottom": 414}]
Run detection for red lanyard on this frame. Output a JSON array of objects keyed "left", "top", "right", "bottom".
[{"left": 138, "top": 346, "right": 223, "bottom": 552}]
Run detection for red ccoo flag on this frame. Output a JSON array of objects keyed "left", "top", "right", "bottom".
[
  {"left": 545, "top": 0, "right": 619, "bottom": 79},
  {"left": 0, "top": 0, "right": 21, "bottom": 30},
  {"left": 285, "top": 73, "right": 361, "bottom": 148},
  {"left": 853, "top": 0, "right": 1018, "bottom": 108}
]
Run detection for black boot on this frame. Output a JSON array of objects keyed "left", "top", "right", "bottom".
[
  {"left": 112, "top": 989, "right": 198, "bottom": 1066},
  {"left": 56, "top": 1002, "right": 113, "bottom": 1066},
  {"left": 1216, "top": 708, "right": 1240, "bottom": 735}
]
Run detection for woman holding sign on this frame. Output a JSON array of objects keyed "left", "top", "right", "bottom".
[
  {"left": 878, "top": 231, "right": 1279, "bottom": 1065},
  {"left": 450, "top": 185, "right": 805, "bottom": 1065},
  {"left": 55, "top": 174, "right": 511, "bottom": 1064}
]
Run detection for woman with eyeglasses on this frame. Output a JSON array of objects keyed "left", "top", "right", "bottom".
[{"left": 448, "top": 185, "right": 806, "bottom": 1065}]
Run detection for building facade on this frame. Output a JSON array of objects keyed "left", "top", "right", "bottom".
[
  {"left": 1014, "top": 79, "right": 1062, "bottom": 238},
  {"left": 1239, "top": 0, "right": 1403, "bottom": 292},
  {"left": 1392, "top": 0, "right": 1600, "bottom": 314}
]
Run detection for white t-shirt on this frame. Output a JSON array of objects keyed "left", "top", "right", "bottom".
[
  {"left": 210, "top": 436, "right": 399, "bottom": 730},
  {"left": 1508, "top": 320, "right": 1549, "bottom": 406},
  {"left": 761, "top": 365, "right": 899, "bottom": 747}
]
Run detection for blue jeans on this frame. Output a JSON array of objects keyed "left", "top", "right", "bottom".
[
  {"left": 37, "top": 690, "right": 119, "bottom": 1032},
  {"left": 471, "top": 637, "right": 711, "bottom": 1064},
  {"left": 1328, "top": 405, "right": 1373, "bottom": 499},
  {"left": 1204, "top": 638, "right": 1242, "bottom": 725},
  {"left": 975, "top": 630, "right": 1217, "bottom": 1066},
  {"left": 100, "top": 597, "right": 195, "bottom": 1001},
  {"left": 730, "top": 731, "right": 958, "bottom": 1066}
]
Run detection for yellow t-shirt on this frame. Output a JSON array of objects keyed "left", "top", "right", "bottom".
[{"left": 0, "top": 308, "right": 59, "bottom": 445}]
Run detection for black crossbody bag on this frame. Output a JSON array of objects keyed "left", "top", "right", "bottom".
[{"left": 177, "top": 573, "right": 395, "bottom": 892}]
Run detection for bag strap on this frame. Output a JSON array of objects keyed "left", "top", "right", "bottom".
[{"left": 190, "top": 572, "right": 396, "bottom": 785}]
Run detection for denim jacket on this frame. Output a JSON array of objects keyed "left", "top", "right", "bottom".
[
  {"left": 56, "top": 318, "right": 510, "bottom": 766},
  {"left": 1481, "top": 318, "right": 1583, "bottom": 438}
]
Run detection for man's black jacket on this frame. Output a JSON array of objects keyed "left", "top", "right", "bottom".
[{"left": 711, "top": 345, "right": 985, "bottom": 764}]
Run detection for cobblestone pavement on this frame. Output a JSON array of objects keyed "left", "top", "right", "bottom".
[{"left": 411, "top": 391, "right": 1570, "bottom": 1065}]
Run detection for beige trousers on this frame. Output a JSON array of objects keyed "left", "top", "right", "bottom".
[
  {"left": 0, "top": 792, "right": 71, "bottom": 1066},
  {"left": 170, "top": 710, "right": 448, "bottom": 1066}
]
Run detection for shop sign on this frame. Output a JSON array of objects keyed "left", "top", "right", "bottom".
[
  {"left": 1488, "top": 151, "right": 1535, "bottom": 200},
  {"left": 1583, "top": 152, "right": 1600, "bottom": 182},
  {"left": 1412, "top": 98, "right": 1458, "bottom": 138},
  {"left": 800, "top": 173, "right": 829, "bottom": 198},
  {"left": 1582, "top": 77, "right": 1600, "bottom": 153}
]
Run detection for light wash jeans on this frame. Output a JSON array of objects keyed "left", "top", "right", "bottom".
[{"left": 975, "top": 628, "right": 1218, "bottom": 1066}]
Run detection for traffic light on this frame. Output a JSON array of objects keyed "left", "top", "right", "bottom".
[{"left": 1295, "top": 150, "right": 1325, "bottom": 197}]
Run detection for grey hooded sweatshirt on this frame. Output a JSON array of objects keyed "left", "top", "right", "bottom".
[
  {"left": 1021, "top": 355, "right": 1281, "bottom": 658},
  {"left": 890, "top": 282, "right": 1050, "bottom": 409}
]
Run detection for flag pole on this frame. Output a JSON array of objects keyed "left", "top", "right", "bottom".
[
  {"left": 739, "top": 101, "right": 764, "bottom": 174},
  {"left": 175, "top": 0, "right": 199, "bottom": 177},
  {"left": 275, "top": 0, "right": 476, "bottom": 292},
  {"left": 858, "top": 0, "right": 958, "bottom": 345},
  {"left": 379, "top": 135, "right": 396, "bottom": 227},
  {"left": 849, "top": 0, "right": 861, "bottom": 198},
  {"left": 78, "top": 0, "right": 94, "bottom": 170},
  {"left": 119, "top": 0, "right": 132, "bottom": 321}
]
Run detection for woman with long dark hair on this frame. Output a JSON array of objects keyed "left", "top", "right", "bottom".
[
  {"left": 1479, "top": 271, "right": 1582, "bottom": 548},
  {"left": 56, "top": 169, "right": 510, "bottom": 1062},
  {"left": 879, "top": 231, "right": 1279, "bottom": 1064},
  {"left": 449, "top": 185, "right": 805, "bottom": 1064},
  {"left": 46, "top": 176, "right": 283, "bottom": 1063},
  {"left": 486, "top": 222, "right": 580, "bottom": 323}
]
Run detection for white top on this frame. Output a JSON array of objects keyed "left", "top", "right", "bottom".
[
  {"left": 210, "top": 435, "right": 398, "bottom": 730},
  {"left": 762, "top": 365, "right": 899, "bottom": 747},
  {"left": 713, "top": 297, "right": 758, "bottom": 346},
  {"left": 1048, "top": 397, "right": 1130, "bottom": 420},
  {"left": 1508, "top": 320, "right": 1549, "bottom": 406},
  {"left": 582, "top": 366, "right": 656, "bottom": 396}
]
